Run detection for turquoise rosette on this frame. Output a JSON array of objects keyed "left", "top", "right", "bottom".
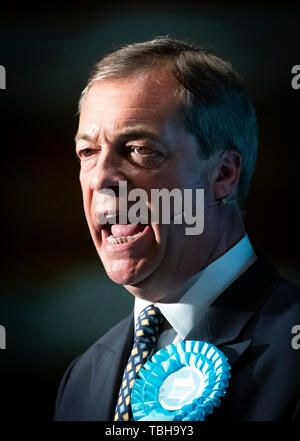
[{"left": 131, "top": 340, "right": 231, "bottom": 421}]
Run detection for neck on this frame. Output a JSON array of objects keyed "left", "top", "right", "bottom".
[
  {"left": 125, "top": 208, "right": 246, "bottom": 303},
  {"left": 201, "top": 206, "right": 246, "bottom": 271}
]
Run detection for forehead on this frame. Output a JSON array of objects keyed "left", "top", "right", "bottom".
[{"left": 78, "top": 71, "right": 181, "bottom": 133}]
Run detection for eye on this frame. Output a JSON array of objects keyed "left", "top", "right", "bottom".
[
  {"left": 131, "top": 146, "right": 155, "bottom": 156},
  {"left": 78, "top": 148, "right": 96, "bottom": 159},
  {"left": 127, "top": 145, "right": 165, "bottom": 169}
]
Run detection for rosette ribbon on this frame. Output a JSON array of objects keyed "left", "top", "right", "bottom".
[{"left": 131, "top": 340, "right": 231, "bottom": 421}]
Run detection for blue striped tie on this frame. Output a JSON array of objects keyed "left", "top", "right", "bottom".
[{"left": 114, "top": 305, "right": 164, "bottom": 421}]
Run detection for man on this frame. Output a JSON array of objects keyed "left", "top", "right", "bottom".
[{"left": 54, "top": 37, "right": 300, "bottom": 421}]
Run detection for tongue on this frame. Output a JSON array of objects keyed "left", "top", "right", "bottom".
[{"left": 111, "top": 223, "right": 145, "bottom": 238}]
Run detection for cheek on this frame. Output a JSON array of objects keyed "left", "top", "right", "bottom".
[
  {"left": 137, "top": 162, "right": 198, "bottom": 192},
  {"left": 151, "top": 223, "right": 172, "bottom": 251},
  {"left": 79, "top": 175, "right": 93, "bottom": 214},
  {"left": 150, "top": 223, "right": 187, "bottom": 270}
]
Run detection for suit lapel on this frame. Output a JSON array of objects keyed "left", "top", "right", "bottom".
[
  {"left": 88, "top": 313, "right": 134, "bottom": 421},
  {"left": 219, "top": 339, "right": 252, "bottom": 367},
  {"left": 186, "top": 257, "right": 281, "bottom": 367}
]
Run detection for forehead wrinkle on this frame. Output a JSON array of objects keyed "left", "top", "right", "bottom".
[
  {"left": 95, "top": 120, "right": 168, "bottom": 147},
  {"left": 82, "top": 75, "right": 178, "bottom": 116},
  {"left": 81, "top": 102, "right": 167, "bottom": 123},
  {"left": 78, "top": 101, "right": 169, "bottom": 138}
]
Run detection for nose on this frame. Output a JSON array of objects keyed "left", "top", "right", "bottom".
[{"left": 89, "top": 149, "right": 125, "bottom": 196}]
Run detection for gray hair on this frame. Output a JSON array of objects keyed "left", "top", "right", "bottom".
[{"left": 78, "top": 36, "right": 258, "bottom": 209}]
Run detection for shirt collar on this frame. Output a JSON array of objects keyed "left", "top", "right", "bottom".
[{"left": 134, "top": 234, "right": 256, "bottom": 339}]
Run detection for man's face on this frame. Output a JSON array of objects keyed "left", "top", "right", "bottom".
[{"left": 76, "top": 71, "right": 213, "bottom": 302}]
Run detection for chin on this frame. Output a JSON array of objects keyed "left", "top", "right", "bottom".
[{"left": 102, "top": 258, "right": 156, "bottom": 287}]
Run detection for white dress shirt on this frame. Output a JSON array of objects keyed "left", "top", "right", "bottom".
[{"left": 134, "top": 234, "right": 256, "bottom": 351}]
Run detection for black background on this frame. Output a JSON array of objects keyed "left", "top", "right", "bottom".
[{"left": 0, "top": 1, "right": 299, "bottom": 422}]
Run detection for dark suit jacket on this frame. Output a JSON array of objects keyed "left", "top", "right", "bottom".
[{"left": 54, "top": 257, "right": 300, "bottom": 421}]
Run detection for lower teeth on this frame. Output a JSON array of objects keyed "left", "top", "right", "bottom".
[{"left": 107, "top": 231, "right": 142, "bottom": 244}]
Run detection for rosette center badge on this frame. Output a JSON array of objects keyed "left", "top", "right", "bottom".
[
  {"left": 131, "top": 340, "right": 231, "bottom": 421},
  {"left": 159, "top": 365, "right": 206, "bottom": 410}
]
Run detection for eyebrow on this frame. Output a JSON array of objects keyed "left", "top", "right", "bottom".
[
  {"left": 74, "top": 133, "right": 95, "bottom": 144},
  {"left": 74, "top": 127, "right": 167, "bottom": 147}
]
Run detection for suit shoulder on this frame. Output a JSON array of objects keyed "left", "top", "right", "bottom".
[
  {"left": 250, "top": 274, "right": 300, "bottom": 359},
  {"left": 265, "top": 276, "right": 300, "bottom": 314}
]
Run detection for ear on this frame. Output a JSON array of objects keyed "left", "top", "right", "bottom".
[{"left": 213, "top": 149, "right": 242, "bottom": 201}]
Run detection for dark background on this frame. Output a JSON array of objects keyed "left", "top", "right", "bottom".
[{"left": 1, "top": 1, "right": 299, "bottom": 422}]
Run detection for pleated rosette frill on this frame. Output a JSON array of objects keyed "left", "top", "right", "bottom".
[{"left": 131, "top": 340, "right": 231, "bottom": 421}]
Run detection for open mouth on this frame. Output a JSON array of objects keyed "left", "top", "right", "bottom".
[
  {"left": 107, "top": 223, "right": 147, "bottom": 244},
  {"left": 102, "top": 218, "right": 148, "bottom": 245}
]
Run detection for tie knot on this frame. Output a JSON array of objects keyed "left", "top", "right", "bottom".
[{"left": 135, "top": 305, "right": 164, "bottom": 344}]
